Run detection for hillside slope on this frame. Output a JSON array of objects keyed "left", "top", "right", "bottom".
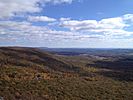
[
  {"left": 0, "top": 47, "right": 133, "bottom": 100},
  {"left": 0, "top": 47, "right": 79, "bottom": 72}
]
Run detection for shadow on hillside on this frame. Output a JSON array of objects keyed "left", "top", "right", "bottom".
[
  {"left": 0, "top": 47, "right": 81, "bottom": 73},
  {"left": 86, "top": 58, "right": 133, "bottom": 82}
]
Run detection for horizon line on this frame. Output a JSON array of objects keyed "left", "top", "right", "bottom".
[{"left": 0, "top": 46, "right": 133, "bottom": 49}]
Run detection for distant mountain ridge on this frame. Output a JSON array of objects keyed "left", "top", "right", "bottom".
[{"left": 40, "top": 47, "right": 133, "bottom": 56}]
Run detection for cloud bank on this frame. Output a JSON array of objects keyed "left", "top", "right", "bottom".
[{"left": 0, "top": 0, "right": 133, "bottom": 47}]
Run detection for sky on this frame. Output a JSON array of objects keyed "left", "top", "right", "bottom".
[{"left": 0, "top": 0, "right": 133, "bottom": 48}]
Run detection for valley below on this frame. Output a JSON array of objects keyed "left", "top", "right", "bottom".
[{"left": 0, "top": 47, "right": 133, "bottom": 100}]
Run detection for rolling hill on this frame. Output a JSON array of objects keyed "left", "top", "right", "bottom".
[{"left": 0, "top": 47, "right": 133, "bottom": 100}]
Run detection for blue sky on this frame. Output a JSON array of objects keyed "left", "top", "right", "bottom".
[
  {"left": 0, "top": 0, "right": 133, "bottom": 48},
  {"left": 44, "top": 0, "right": 133, "bottom": 19}
]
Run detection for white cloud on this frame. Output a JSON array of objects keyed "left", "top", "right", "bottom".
[
  {"left": 0, "top": 0, "right": 75, "bottom": 19},
  {"left": 123, "top": 14, "right": 133, "bottom": 22},
  {"left": 60, "top": 17, "right": 127, "bottom": 31},
  {"left": 28, "top": 16, "right": 57, "bottom": 22},
  {"left": 99, "top": 17, "right": 127, "bottom": 29},
  {"left": 0, "top": 0, "right": 41, "bottom": 19},
  {"left": 60, "top": 17, "right": 71, "bottom": 21},
  {"left": 0, "top": 12, "right": 133, "bottom": 46},
  {"left": 60, "top": 20, "right": 98, "bottom": 31},
  {"left": 0, "top": 20, "right": 93, "bottom": 42},
  {"left": 60, "top": 14, "right": 133, "bottom": 37}
]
